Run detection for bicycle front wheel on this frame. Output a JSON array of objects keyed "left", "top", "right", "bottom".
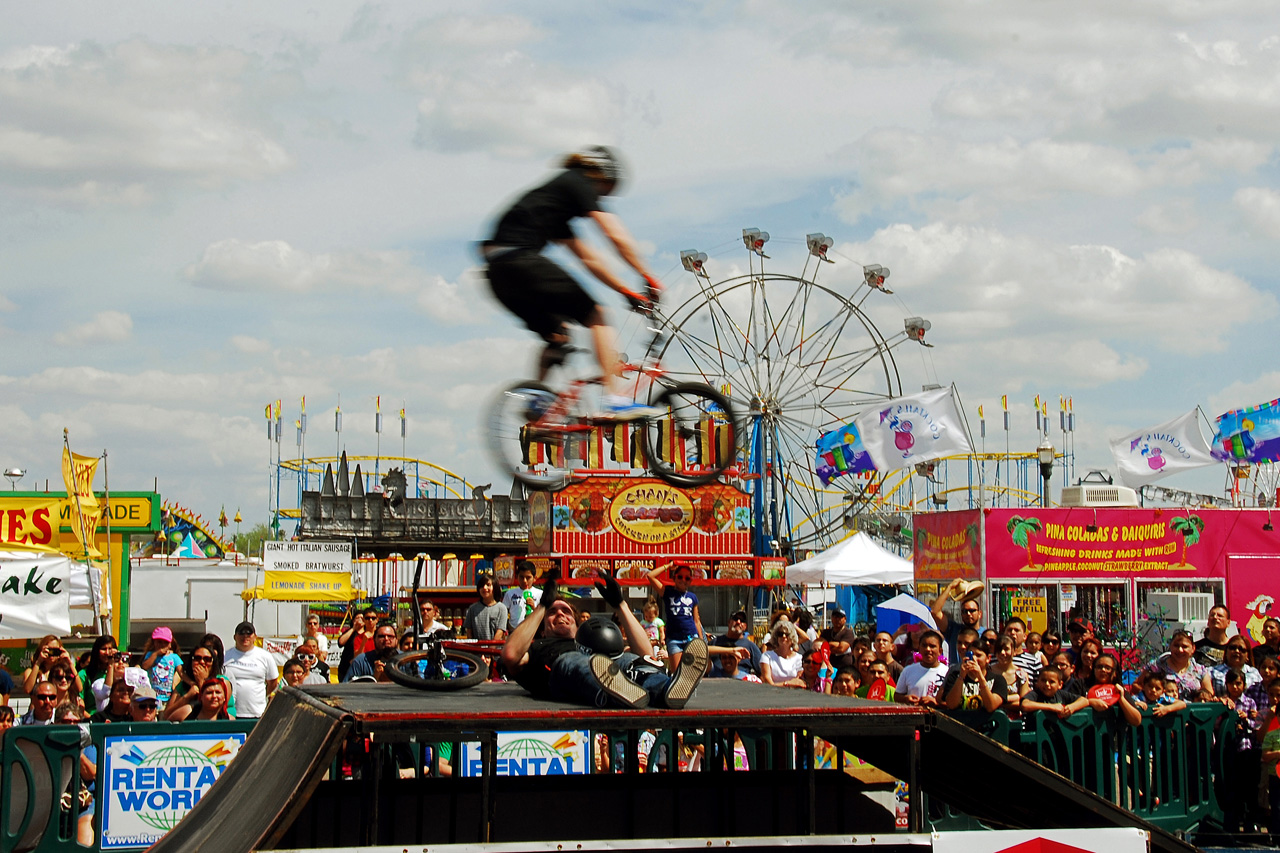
[
  {"left": 386, "top": 648, "right": 488, "bottom": 690},
  {"left": 485, "top": 381, "right": 576, "bottom": 491},
  {"left": 643, "top": 382, "right": 738, "bottom": 488}
]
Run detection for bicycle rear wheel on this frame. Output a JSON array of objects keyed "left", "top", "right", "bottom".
[
  {"left": 643, "top": 382, "right": 738, "bottom": 488},
  {"left": 386, "top": 648, "right": 489, "bottom": 690},
  {"left": 486, "top": 381, "right": 576, "bottom": 491}
]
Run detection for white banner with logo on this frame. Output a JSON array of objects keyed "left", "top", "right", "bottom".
[
  {"left": 1110, "top": 409, "right": 1217, "bottom": 487},
  {"left": 0, "top": 554, "right": 71, "bottom": 638},
  {"left": 100, "top": 731, "right": 247, "bottom": 849},
  {"left": 458, "top": 730, "right": 589, "bottom": 777},
  {"left": 933, "top": 827, "right": 1149, "bottom": 853},
  {"left": 854, "top": 387, "right": 973, "bottom": 472}
]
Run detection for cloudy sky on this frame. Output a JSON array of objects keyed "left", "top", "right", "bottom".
[{"left": 3, "top": 1, "right": 1278, "bottom": 532}]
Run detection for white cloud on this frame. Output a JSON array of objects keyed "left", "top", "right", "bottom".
[
  {"left": 835, "top": 131, "right": 1269, "bottom": 221},
  {"left": 0, "top": 39, "right": 293, "bottom": 197},
  {"left": 1208, "top": 372, "right": 1280, "bottom": 419},
  {"left": 1234, "top": 187, "right": 1280, "bottom": 239},
  {"left": 397, "top": 15, "right": 623, "bottom": 158},
  {"left": 1136, "top": 199, "right": 1199, "bottom": 235},
  {"left": 231, "top": 334, "right": 271, "bottom": 354},
  {"left": 842, "top": 223, "right": 1272, "bottom": 361},
  {"left": 185, "top": 238, "right": 490, "bottom": 324},
  {"left": 53, "top": 310, "right": 133, "bottom": 345}
]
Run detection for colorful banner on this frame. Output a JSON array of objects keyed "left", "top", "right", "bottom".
[
  {"left": 1212, "top": 397, "right": 1280, "bottom": 463},
  {"left": 854, "top": 387, "right": 973, "bottom": 472},
  {"left": 0, "top": 554, "right": 71, "bottom": 638},
  {"left": 548, "top": 477, "right": 751, "bottom": 558},
  {"left": 0, "top": 497, "right": 62, "bottom": 553},
  {"left": 815, "top": 422, "right": 876, "bottom": 486},
  {"left": 100, "top": 731, "right": 247, "bottom": 849},
  {"left": 913, "top": 509, "right": 982, "bottom": 581},
  {"left": 1110, "top": 409, "right": 1218, "bottom": 486},
  {"left": 62, "top": 447, "right": 103, "bottom": 558},
  {"left": 458, "top": 730, "right": 589, "bottom": 777}
]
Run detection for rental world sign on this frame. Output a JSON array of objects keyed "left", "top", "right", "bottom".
[{"left": 100, "top": 732, "right": 247, "bottom": 849}]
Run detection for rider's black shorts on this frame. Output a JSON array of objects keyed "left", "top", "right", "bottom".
[{"left": 486, "top": 252, "right": 600, "bottom": 342}]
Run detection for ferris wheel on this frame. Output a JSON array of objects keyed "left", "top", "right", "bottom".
[{"left": 642, "top": 229, "right": 935, "bottom": 557}]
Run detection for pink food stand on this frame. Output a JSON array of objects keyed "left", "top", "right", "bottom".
[{"left": 913, "top": 506, "right": 1280, "bottom": 645}]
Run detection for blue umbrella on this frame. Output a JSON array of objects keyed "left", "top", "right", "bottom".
[{"left": 874, "top": 592, "right": 938, "bottom": 635}]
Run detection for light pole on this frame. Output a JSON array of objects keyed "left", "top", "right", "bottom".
[
  {"left": 4, "top": 468, "right": 25, "bottom": 490},
  {"left": 1037, "top": 440, "right": 1056, "bottom": 507}
]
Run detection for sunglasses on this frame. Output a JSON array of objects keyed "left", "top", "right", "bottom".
[
  {"left": 962, "top": 608, "right": 980, "bottom": 614},
  {"left": 33, "top": 695, "right": 57, "bottom": 702},
  {"left": 192, "top": 653, "right": 214, "bottom": 662},
  {"left": 135, "top": 702, "right": 158, "bottom": 710},
  {"left": 298, "top": 653, "right": 317, "bottom": 661},
  {"left": 51, "top": 675, "right": 70, "bottom": 682}
]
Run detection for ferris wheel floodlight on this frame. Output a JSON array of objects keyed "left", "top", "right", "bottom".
[
  {"left": 905, "top": 317, "right": 933, "bottom": 347},
  {"left": 743, "top": 228, "right": 770, "bottom": 258},
  {"left": 864, "top": 264, "right": 893, "bottom": 293},
  {"left": 806, "top": 233, "right": 835, "bottom": 263},
  {"left": 680, "top": 250, "right": 709, "bottom": 278}
]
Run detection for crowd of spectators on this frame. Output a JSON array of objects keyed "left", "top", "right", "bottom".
[{"left": 2, "top": 564, "right": 1274, "bottom": 836}]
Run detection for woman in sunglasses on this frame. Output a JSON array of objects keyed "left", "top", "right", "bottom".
[
  {"left": 46, "top": 661, "right": 84, "bottom": 713},
  {"left": 295, "top": 637, "right": 330, "bottom": 685},
  {"left": 166, "top": 645, "right": 226, "bottom": 720},
  {"left": 22, "top": 635, "right": 79, "bottom": 694},
  {"left": 647, "top": 562, "right": 706, "bottom": 673}
]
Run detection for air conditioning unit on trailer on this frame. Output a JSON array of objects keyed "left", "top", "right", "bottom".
[
  {"left": 1146, "top": 592, "right": 1215, "bottom": 623},
  {"left": 1060, "top": 484, "right": 1139, "bottom": 507}
]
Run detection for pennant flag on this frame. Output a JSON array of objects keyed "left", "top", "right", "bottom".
[
  {"left": 61, "top": 446, "right": 103, "bottom": 558},
  {"left": 1110, "top": 410, "right": 1217, "bottom": 487},
  {"left": 1212, "top": 398, "right": 1280, "bottom": 464},
  {"left": 978, "top": 405, "right": 986, "bottom": 440},
  {"left": 853, "top": 387, "right": 973, "bottom": 472},
  {"left": 607, "top": 423, "right": 629, "bottom": 462},
  {"left": 815, "top": 421, "right": 876, "bottom": 485},
  {"left": 400, "top": 408, "right": 407, "bottom": 439}
]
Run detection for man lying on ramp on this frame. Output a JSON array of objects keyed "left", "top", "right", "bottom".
[{"left": 500, "top": 569, "right": 708, "bottom": 709}]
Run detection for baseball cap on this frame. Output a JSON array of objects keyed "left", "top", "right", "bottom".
[
  {"left": 235, "top": 621, "right": 256, "bottom": 636},
  {"left": 151, "top": 626, "right": 173, "bottom": 643},
  {"left": 729, "top": 610, "right": 748, "bottom": 623},
  {"left": 832, "top": 608, "right": 848, "bottom": 619},
  {"left": 131, "top": 682, "right": 158, "bottom": 702}
]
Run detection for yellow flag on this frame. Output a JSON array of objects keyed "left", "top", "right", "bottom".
[
  {"left": 978, "top": 405, "right": 984, "bottom": 419},
  {"left": 1001, "top": 395, "right": 1008, "bottom": 411},
  {"left": 62, "top": 447, "right": 103, "bottom": 558}
]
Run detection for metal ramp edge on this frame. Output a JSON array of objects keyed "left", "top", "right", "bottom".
[
  {"left": 148, "top": 688, "right": 352, "bottom": 853},
  {"left": 830, "top": 712, "right": 1201, "bottom": 853}
]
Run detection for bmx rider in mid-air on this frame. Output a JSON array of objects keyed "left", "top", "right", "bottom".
[{"left": 481, "top": 145, "right": 664, "bottom": 419}]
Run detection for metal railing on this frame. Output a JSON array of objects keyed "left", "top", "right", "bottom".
[{"left": 947, "top": 702, "right": 1232, "bottom": 833}]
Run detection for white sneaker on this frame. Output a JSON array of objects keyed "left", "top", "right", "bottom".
[{"left": 598, "top": 395, "right": 664, "bottom": 421}]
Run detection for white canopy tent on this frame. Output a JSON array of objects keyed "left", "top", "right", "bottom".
[{"left": 785, "top": 532, "right": 914, "bottom": 587}]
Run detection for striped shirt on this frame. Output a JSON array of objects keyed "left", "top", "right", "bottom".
[{"left": 1013, "top": 650, "right": 1043, "bottom": 679}]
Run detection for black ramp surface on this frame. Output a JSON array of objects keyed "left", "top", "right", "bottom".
[
  {"left": 148, "top": 681, "right": 1202, "bottom": 853},
  {"left": 147, "top": 689, "right": 351, "bottom": 853}
]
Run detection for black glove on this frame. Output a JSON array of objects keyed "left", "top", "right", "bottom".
[
  {"left": 623, "top": 289, "right": 651, "bottom": 313},
  {"left": 595, "top": 574, "right": 624, "bottom": 608},
  {"left": 541, "top": 568, "right": 561, "bottom": 608}
]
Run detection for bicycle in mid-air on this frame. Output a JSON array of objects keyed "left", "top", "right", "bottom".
[{"left": 485, "top": 291, "right": 739, "bottom": 492}]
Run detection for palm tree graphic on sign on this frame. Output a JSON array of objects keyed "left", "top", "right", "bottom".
[
  {"left": 1169, "top": 514, "right": 1205, "bottom": 566},
  {"left": 1006, "top": 516, "right": 1042, "bottom": 568}
]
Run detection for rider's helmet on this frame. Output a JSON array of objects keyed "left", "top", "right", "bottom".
[
  {"left": 577, "top": 615, "right": 626, "bottom": 659},
  {"left": 563, "top": 145, "right": 625, "bottom": 194}
]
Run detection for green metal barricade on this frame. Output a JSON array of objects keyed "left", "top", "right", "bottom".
[
  {"left": 1, "top": 720, "right": 256, "bottom": 853},
  {"left": 1016, "top": 703, "right": 1228, "bottom": 832}
]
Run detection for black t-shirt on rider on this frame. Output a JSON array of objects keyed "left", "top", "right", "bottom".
[
  {"left": 514, "top": 637, "right": 579, "bottom": 699},
  {"left": 492, "top": 170, "right": 602, "bottom": 252}
]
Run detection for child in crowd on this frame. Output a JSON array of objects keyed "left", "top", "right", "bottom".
[
  {"left": 831, "top": 667, "right": 860, "bottom": 697},
  {"left": 1259, "top": 679, "right": 1280, "bottom": 835},
  {"left": 856, "top": 661, "right": 897, "bottom": 701},
  {"left": 640, "top": 598, "right": 667, "bottom": 660},
  {"left": 1025, "top": 632, "right": 1049, "bottom": 669},
  {"left": 1021, "top": 667, "right": 1089, "bottom": 718}
]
